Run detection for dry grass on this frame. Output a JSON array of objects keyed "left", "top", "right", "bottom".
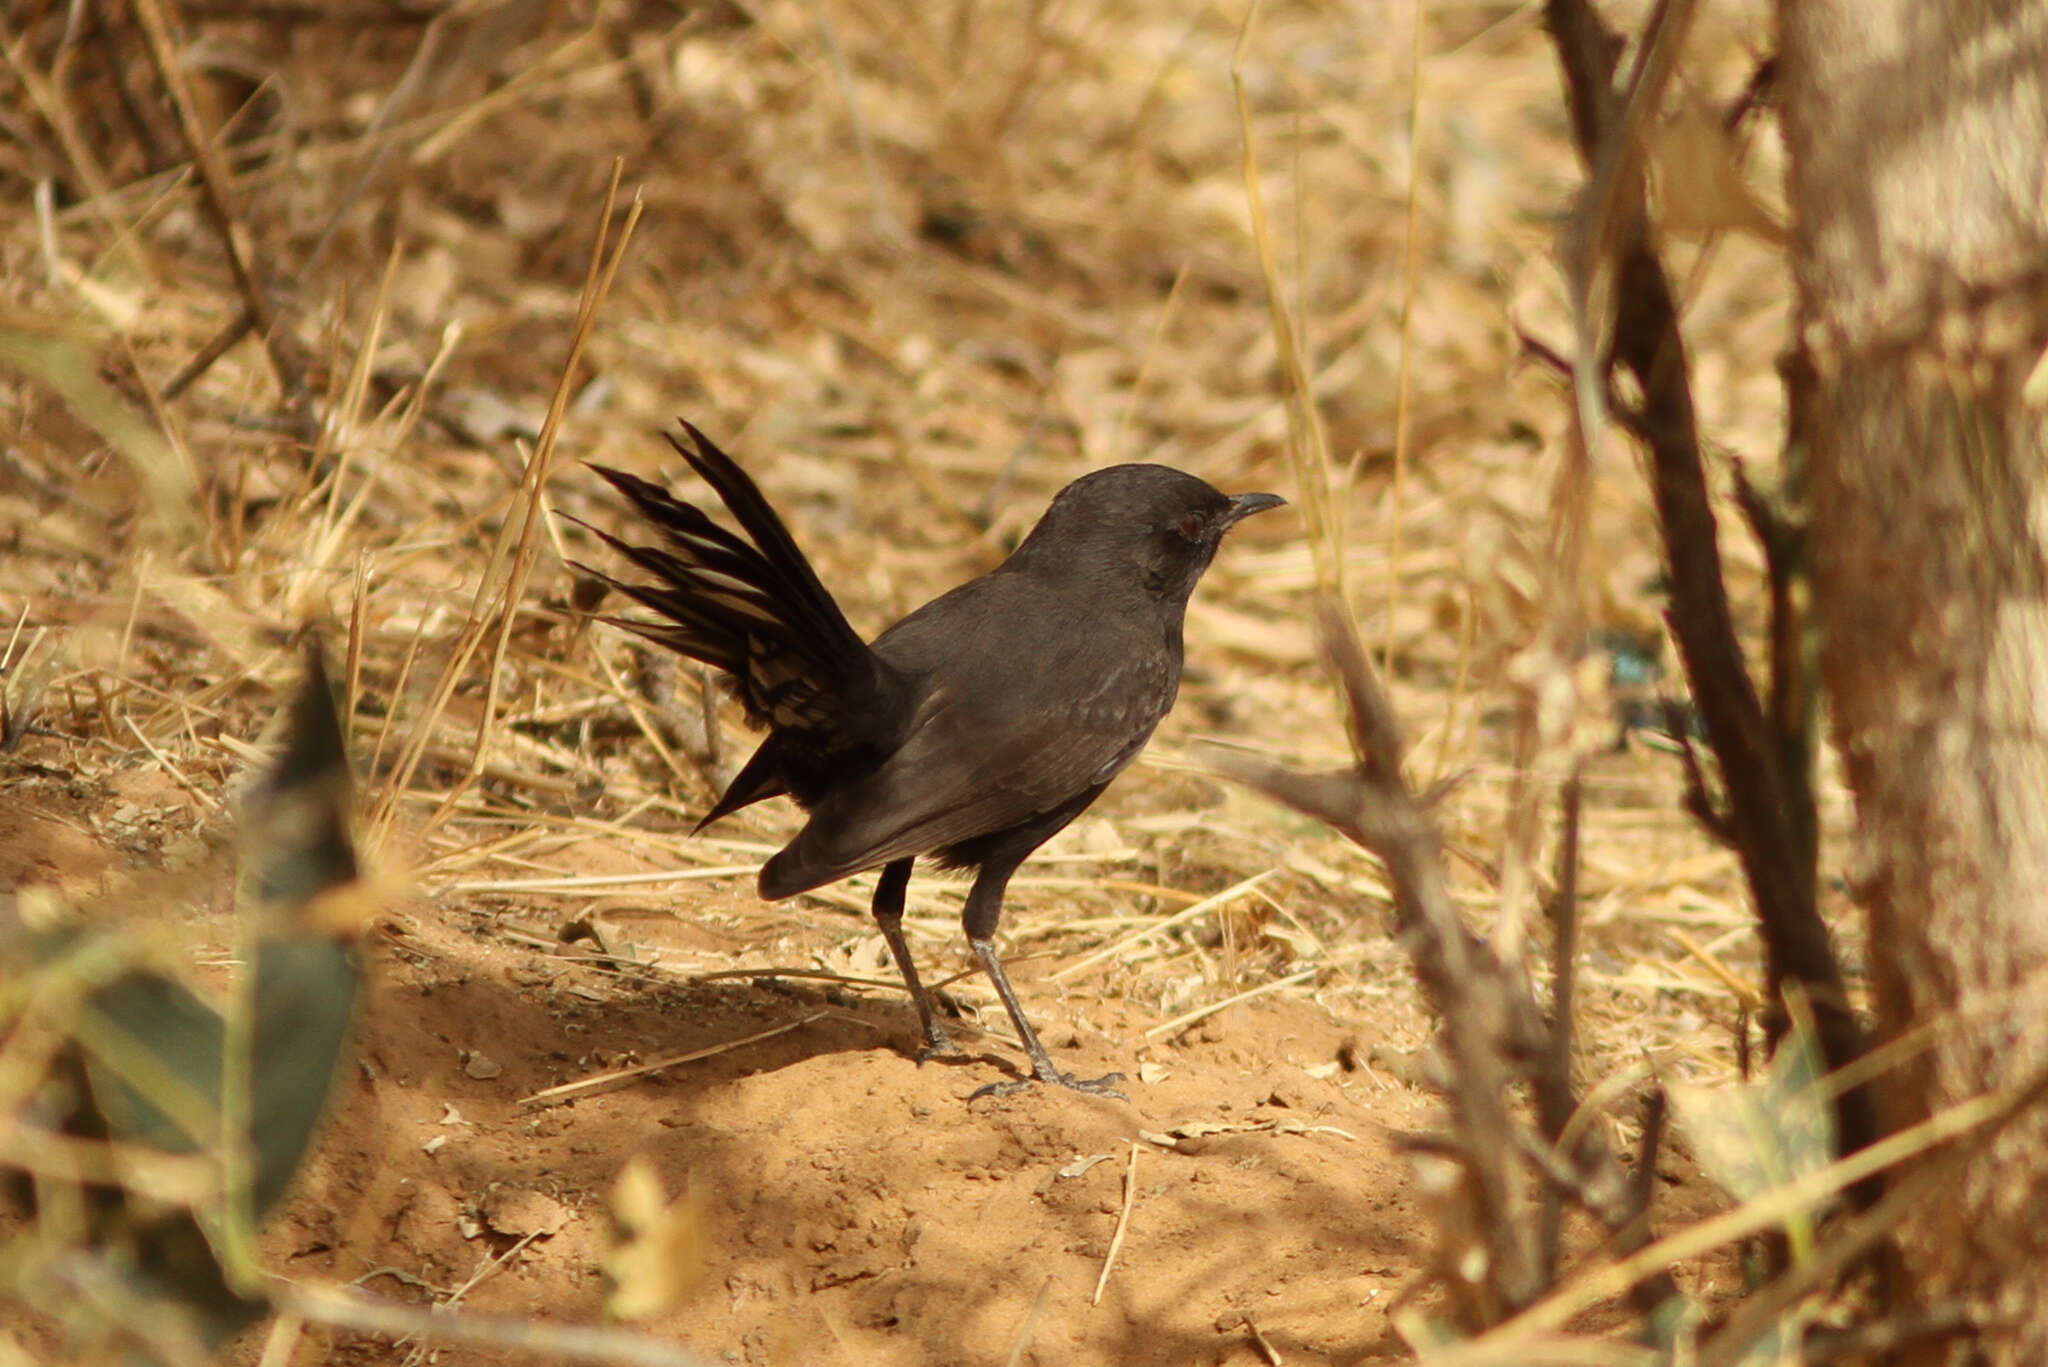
[{"left": 1, "top": 0, "right": 1866, "bottom": 1356}]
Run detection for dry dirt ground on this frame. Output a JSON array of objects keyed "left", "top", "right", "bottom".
[
  {"left": 3, "top": 0, "right": 1832, "bottom": 1362},
  {"left": 1, "top": 728, "right": 1738, "bottom": 1367},
  {"left": 10, "top": 780, "right": 1451, "bottom": 1367}
]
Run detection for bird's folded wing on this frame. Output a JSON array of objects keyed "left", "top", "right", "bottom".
[{"left": 761, "top": 655, "right": 1174, "bottom": 895}]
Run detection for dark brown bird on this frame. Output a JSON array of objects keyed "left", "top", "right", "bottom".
[{"left": 582, "top": 422, "right": 1283, "bottom": 1096}]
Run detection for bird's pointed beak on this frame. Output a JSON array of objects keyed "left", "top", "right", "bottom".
[{"left": 1224, "top": 491, "right": 1287, "bottom": 526}]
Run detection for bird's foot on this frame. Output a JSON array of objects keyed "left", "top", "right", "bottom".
[
  {"left": 913, "top": 1024, "right": 962, "bottom": 1063},
  {"left": 971, "top": 1068, "right": 1127, "bottom": 1101}
]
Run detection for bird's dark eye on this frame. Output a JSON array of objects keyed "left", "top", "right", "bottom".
[{"left": 1176, "top": 512, "right": 1204, "bottom": 541}]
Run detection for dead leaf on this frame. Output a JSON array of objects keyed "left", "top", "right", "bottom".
[
  {"left": 1647, "top": 99, "right": 1785, "bottom": 242},
  {"left": 1057, "top": 1153, "right": 1116, "bottom": 1179},
  {"left": 481, "top": 1185, "right": 571, "bottom": 1238},
  {"left": 604, "top": 1157, "right": 706, "bottom": 1321}
]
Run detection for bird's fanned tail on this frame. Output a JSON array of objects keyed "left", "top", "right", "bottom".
[{"left": 573, "top": 423, "right": 905, "bottom": 823}]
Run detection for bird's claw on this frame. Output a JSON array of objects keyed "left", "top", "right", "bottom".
[
  {"left": 970, "top": 1068, "right": 1127, "bottom": 1101},
  {"left": 914, "top": 1037, "right": 962, "bottom": 1064},
  {"left": 1057, "top": 1069, "right": 1128, "bottom": 1099}
]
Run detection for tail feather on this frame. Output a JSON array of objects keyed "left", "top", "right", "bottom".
[
  {"left": 572, "top": 514, "right": 780, "bottom": 678},
  {"left": 666, "top": 423, "right": 870, "bottom": 657},
  {"left": 578, "top": 424, "right": 905, "bottom": 814}
]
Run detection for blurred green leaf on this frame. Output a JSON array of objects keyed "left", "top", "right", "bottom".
[
  {"left": 76, "top": 940, "right": 359, "bottom": 1218},
  {"left": 1666, "top": 1023, "right": 1835, "bottom": 1257},
  {"left": 3, "top": 649, "right": 367, "bottom": 1362},
  {"left": 243, "top": 646, "right": 359, "bottom": 917}
]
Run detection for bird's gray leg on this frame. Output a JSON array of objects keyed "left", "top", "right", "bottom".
[
  {"left": 871, "top": 857, "right": 958, "bottom": 1059},
  {"left": 962, "top": 861, "right": 1126, "bottom": 1099}
]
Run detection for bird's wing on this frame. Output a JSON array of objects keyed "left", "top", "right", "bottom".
[{"left": 759, "top": 642, "right": 1176, "bottom": 897}]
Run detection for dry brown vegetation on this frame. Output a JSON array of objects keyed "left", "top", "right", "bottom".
[{"left": 1, "top": 0, "right": 1857, "bottom": 1363}]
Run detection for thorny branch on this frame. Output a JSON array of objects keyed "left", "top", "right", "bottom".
[
  {"left": 1217, "top": 601, "right": 1662, "bottom": 1325},
  {"left": 1539, "top": 0, "right": 1874, "bottom": 1164}
]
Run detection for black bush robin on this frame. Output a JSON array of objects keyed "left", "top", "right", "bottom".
[{"left": 580, "top": 422, "right": 1284, "bottom": 1097}]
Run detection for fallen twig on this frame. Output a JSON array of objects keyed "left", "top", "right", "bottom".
[{"left": 1091, "top": 1141, "right": 1139, "bottom": 1306}]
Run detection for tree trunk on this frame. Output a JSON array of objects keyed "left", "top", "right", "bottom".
[{"left": 1779, "top": 4, "right": 2048, "bottom": 1360}]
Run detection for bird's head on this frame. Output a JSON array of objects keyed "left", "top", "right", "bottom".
[{"left": 1010, "top": 463, "right": 1286, "bottom": 603}]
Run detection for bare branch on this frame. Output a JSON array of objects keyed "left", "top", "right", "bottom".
[
  {"left": 1216, "top": 597, "right": 1659, "bottom": 1324},
  {"left": 1540, "top": 0, "right": 1872, "bottom": 1160}
]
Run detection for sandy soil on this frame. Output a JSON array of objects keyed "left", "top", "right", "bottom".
[{"left": 2, "top": 745, "right": 1736, "bottom": 1367}]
